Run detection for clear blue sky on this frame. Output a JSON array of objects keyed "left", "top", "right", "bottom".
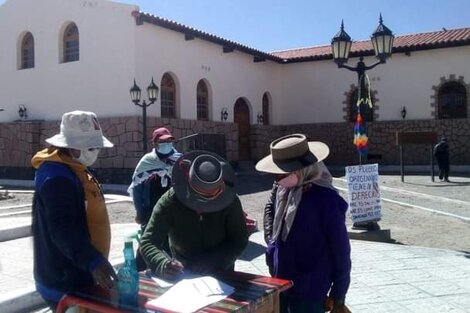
[{"left": 4, "top": 0, "right": 470, "bottom": 52}]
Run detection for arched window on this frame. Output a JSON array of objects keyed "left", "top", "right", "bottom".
[
  {"left": 262, "top": 93, "right": 270, "bottom": 125},
  {"left": 20, "top": 32, "right": 35, "bottom": 69},
  {"left": 161, "top": 73, "right": 176, "bottom": 118},
  {"left": 63, "top": 23, "right": 79, "bottom": 62},
  {"left": 349, "top": 88, "right": 374, "bottom": 122},
  {"left": 438, "top": 82, "right": 467, "bottom": 119},
  {"left": 197, "top": 80, "right": 209, "bottom": 120}
]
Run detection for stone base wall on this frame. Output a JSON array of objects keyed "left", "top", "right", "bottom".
[
  {"left": 1, "top": 117, "right": 469, "bottom": 183},
  {"left": 251, "top": 119, "right": 470, "bottom": 166},
  {"left": 0, "top": 116, "right": 239, "bottom": 171}
]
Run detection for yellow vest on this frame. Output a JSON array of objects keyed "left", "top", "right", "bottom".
[{"left": 32, "top": 148, "right": 111, "bottom": 257}]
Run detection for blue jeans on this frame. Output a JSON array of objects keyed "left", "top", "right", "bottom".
[{"left": 280, "top": 293, "right": 324, "bottom": 313}]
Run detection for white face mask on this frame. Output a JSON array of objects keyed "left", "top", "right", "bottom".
[{"left": 76, "top": 148, "right": 100, "bottom": 166}]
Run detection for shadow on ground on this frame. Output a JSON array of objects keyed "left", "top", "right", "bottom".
[
  {"left": 236, "top": 174, "right": 274, "bottom": 195},
  {"left": 239, "top": 239, "right": 266, "bottom": 261}
]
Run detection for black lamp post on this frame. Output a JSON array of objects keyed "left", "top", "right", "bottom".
[
  {"left": 130, "top": 78, "right": 159, "bottom": 152},
  {"left": 332, "top": 16, "right": 394, "bottom": 232},
  {"left": 332, "top": 15, "right": 394, "bottom": 119}
]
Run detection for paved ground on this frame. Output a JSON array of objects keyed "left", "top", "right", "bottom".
[{"left": 1, "top": 172, "right": 470, "bottom": 312}]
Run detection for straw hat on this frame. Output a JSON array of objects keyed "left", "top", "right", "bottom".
[{"left": 255, "top": 134, "right": 329, "bottom": 174}]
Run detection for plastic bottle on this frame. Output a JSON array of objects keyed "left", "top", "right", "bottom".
[{"left": 117, "top": 237, "right": 139, "bottom": 308}]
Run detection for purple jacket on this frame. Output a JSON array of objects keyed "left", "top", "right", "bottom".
[{"left": 265, "top": 184, "right": 351, "bottom": 302}]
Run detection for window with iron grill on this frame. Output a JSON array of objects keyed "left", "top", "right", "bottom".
[
  {"left": 63, "top": 23, "right": 79, "bottom": 62},
  {"left": 161, "top": 74, "right": 176, "bottom": 118},
  {"left": 21, "top": 32, "right": 35, "bottom": 69},
  {"left": 262, "top": 93, "right": 270, "bottom": 125},
  {"left": 197, "top": 80, "right": 209, "bottom": 120},
  {"left": 438, "top": 82, "right": 467, "bottom": 119}
]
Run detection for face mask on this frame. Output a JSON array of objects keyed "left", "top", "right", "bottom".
[
  {"left": 157, "top": 142, "right": 173, "bottom": 155},
  {"left": 76, "top": 148, "right": 100, "bottom": 166},
  {"left": 278, "top": 173, "right": 299, "bottom": 188}
]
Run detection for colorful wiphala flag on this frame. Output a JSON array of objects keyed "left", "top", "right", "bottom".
[{"left": 353, "top": 112, "right": 368, "bottom": 157}]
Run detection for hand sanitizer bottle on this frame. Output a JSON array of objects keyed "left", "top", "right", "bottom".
[{"left": 117, "top": 237, "right": 139, "bottom": 308}]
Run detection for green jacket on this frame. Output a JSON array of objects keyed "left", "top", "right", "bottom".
[{"left": 140, "top": 188, "right": 248, "bottom": 277}]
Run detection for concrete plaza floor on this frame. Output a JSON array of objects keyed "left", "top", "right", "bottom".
[{"left": 1, "top": 172, "right": 470, "bottom": 312}]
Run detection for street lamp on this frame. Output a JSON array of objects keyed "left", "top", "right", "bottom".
[
  {"left": 331, "top": 15, "right": 394, "bottom": 161},
  {"left": 332, "top": 15, "right": 394, "bottom": 232},
  {"left": 18, "top": 105, "right": 28, "bottom": 120},
  {"left": 220, "top": 107, "right": 228, "bottom": 121},
  {"left": 130, "top": 78, "right": 159, "bottom": 152}
]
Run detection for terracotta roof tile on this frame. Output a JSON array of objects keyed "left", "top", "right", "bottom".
[
  {"left": 132, "top": 11, "right": 470, "bottom": 64},
  {"left": 272, "top": 27, "right": 470, "bottom": 62}
]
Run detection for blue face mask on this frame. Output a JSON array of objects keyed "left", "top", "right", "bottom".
[{"left": 157, "top": 142, "right": 173, "bottom": 154}]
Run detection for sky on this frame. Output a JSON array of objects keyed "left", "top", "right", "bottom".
[{"left": 3, "top": 0, "right": 470, "bottom": 52}]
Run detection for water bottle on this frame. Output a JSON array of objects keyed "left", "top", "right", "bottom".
[{"left": 117, "top": 237, "right": 139, "bottom": 308}]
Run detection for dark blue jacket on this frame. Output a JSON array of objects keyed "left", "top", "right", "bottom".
[
  {"left": 266, "top": 184, "right": 351, "bottom": 302},
  {"left": 32, "top": 162, "right": 103, "bottom": 302}
]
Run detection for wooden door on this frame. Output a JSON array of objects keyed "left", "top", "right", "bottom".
[{"left": 234, "top": 98, "right": 251, "bottom": 160}]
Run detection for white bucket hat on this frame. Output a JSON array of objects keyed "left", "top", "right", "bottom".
[{"left": 46, "top": 111, "right": 113, "bottom": 149}]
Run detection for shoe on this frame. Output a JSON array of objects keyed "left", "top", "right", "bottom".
[{"left": 444, "top": 179, "right": 450, "bottom": 182}]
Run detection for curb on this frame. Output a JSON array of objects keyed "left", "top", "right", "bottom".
[
  {"left": 0, "top": 224, "right": 31, "bottom": 242},
  {"left": 0, "top": 286, "right": 45, "bottom": 313}
]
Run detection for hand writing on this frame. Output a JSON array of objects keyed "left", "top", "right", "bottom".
[{"left": 163, "top": 259, "right": 184, "bottom": 280}]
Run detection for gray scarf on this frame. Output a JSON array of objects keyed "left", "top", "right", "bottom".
[{"left": 271, "top": 162, "right": 335, "bottom": 242}]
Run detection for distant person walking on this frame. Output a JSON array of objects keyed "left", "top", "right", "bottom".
[{"left": 433, "top": 136, "right": 450, "bottom": 182}]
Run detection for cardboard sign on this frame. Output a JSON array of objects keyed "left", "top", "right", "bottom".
[{"left": 345, "top": 164, "right": 382, "bottom": 223}]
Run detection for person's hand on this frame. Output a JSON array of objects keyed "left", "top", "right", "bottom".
[
  {"left": 91, "top": 260, "right": 117, "bottom": 290},
  {"left": 134, "top": 215, "right": 142, "bottom": 224},
  {"left": 163, "top": 259, "right": 184, "bottom": 281},
  {"left": 331, "top": 299, "right": 351, "bottom": 313}
]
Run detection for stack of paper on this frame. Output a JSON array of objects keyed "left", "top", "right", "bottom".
[{"left": 145, "top": 276, "right": 234, "bottom": 313}]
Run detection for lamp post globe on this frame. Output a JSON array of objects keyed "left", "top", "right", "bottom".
[
  {"left": 130, "top": 79, "right": 141, "bottom": 104},
  {"left": 147, "top": 77, "right": 159, "bottom": 103},
  {"left": 371, "top": 14, "right": 395, "bottom": 63},
  {"left": 331, "top": 20, "right": 352, "bottom": 67}
]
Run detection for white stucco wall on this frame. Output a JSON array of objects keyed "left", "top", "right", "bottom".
[
  {"left": 0, "top": 0, "right": 469, "bottom": 126},
  {"left": 0, "top": 0, "right": 138, "bottom": 122},
  {"left": 277, "top": 46, "right": 470, "bottom": 124},
  {"left": 133, "top": 23, "right": 282, "bottom": 124}
]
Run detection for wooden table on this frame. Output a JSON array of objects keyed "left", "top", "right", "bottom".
[{"left": 56, "top": 271, "right": 292, "bottom": 313}]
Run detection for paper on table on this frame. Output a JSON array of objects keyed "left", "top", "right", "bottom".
[{"left": 145, "top": 276, "right": 234, "bottom": 313}]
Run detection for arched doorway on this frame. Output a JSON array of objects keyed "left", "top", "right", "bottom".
[{"left": 234, "top": 98, "right": 251, "bottom": 160}]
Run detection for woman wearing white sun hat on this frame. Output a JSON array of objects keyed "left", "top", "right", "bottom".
[{"left": 31, "top": 111, "right": 117, "bottom": 311}]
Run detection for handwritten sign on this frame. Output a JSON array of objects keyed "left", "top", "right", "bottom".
[{"left": 345, "top": 164, "right": 382, "bottom": 223}]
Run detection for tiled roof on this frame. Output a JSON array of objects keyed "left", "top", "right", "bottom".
[
  {"left": 272, "top": 27, "right": 470, "bottom": 63},
  {"left": 131, "top": 11, "right": 470, "bottom": 64}
]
